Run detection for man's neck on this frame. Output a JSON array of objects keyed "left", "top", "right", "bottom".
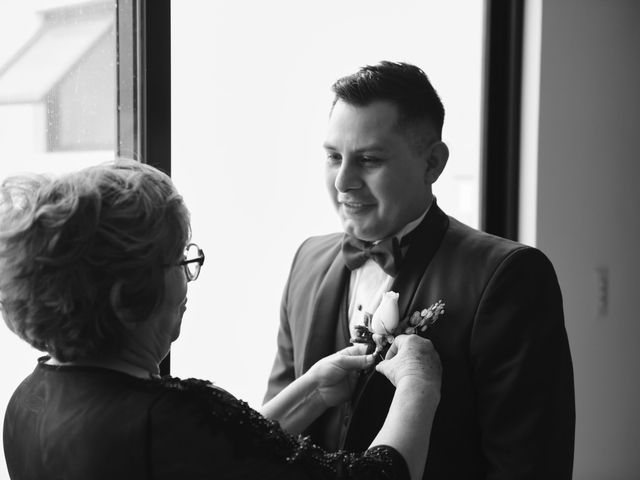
[{"left": 375, "top": 197, "right": 434, "bottom": 244}]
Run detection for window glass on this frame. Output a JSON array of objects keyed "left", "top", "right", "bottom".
[
  {"left": 0, "top": 1, "right": 116, "bottom": 474},
  {"left": 171, "top": 0, "right": 485, "bottom": 407}
]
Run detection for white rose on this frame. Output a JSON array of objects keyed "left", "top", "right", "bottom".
[{"left": 371, "top": 291, "right": 400, "bottom": 335}]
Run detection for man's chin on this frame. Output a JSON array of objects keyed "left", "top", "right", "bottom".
[{"left": 343, "top": 223, "right": 380, "bottom": 242}]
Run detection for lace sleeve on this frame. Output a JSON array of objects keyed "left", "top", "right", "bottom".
[{"left": 158, "top": 377, "right": 410, "bottom": 480}]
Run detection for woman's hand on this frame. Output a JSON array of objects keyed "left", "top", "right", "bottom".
[
  {"left": 376, "top": 335, "right": 441, "bottom": 391},
  {"left": 261, "top": 344, "right": 374, "bottom": 434},
  {"left": 307, "top": 344, "right": 375, "bottom": 408},
  {"left": 371, "top": 335, "right": 442, "bottom": 480}
]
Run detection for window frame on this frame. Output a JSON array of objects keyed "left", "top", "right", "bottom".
[
  {"left": 480, "top": 0, "right": 525, "bottom": 240},
  {"left": 116, "top": 0, "right": 171, "bottom": 373},
  {"left": 116, "top": 0, "right": 170, "bottom": 175}
]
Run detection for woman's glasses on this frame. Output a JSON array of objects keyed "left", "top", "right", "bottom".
[{"left": 179, "top": 243, "right": 205, "bottom": 282}]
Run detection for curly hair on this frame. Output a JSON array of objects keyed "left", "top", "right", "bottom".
[
  {"left": 0, "top": 159, "right": 190, "bottom": 362},
  {"left": 331, "top": 61, "right": 445, "bottom": 140}
]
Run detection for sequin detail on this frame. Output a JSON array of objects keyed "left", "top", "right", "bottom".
[{"left": 151, "top": 376, "right": 410, "bottom": 479}]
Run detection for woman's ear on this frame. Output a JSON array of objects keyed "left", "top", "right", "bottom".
[
  {"left": 109, "top": 280, "right": 136, "bottom": 328},
  {"left": 424, "top": 141, "right": 449, "bottom": 184}
]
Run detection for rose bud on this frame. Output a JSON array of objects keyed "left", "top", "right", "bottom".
[{"left": 371, "top": 291, "right": 400, "bottom": 335}]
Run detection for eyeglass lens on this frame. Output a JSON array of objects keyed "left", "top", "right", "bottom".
[{"left": 184, "top": 244, "right": 201, "bottom": 280}]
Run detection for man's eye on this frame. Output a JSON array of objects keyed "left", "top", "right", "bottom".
[
  {"left": 326, "top": 152, "right": 342, "bottom": 164},
  {"left": 361, "top": 156, "right": 382, "bottom": 166}
]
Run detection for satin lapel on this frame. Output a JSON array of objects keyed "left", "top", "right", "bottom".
[
  {"left": 302, "top": 244, "right": 350, "bottom": 372},
  {"left": 392, "top": 201, "right": 450, "bottom": 320}
]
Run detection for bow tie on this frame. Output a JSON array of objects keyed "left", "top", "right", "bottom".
[{"left": 341, "top": 235, "right": 403, "bottom": 276}]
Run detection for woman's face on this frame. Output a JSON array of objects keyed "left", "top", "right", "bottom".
[
  {"left": 125, "top": 256, "right": 189, "bottom": 368},
  {"left": 153, "top": 265, "right": 188, "bottom": 352}
]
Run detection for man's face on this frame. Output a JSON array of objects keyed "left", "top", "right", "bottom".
[{"left": 323, "top": 100, "right": 433, "bottom": 242}]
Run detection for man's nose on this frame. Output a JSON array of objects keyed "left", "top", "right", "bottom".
[{"left": 334, "top": 159, "right": 362, "bottom": 193}]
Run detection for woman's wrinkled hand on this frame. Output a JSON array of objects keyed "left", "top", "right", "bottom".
[
  {"left": 375, "top": 335, "right": 442, "bottom": 391},
  {"left": 307, "top": 344, "right": 375, "bottom": 408}
]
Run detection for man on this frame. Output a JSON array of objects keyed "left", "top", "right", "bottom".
[{"left": 264, "top": 61, "right": 575, "bottom": 479}]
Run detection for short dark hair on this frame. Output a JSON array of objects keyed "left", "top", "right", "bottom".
[
  {"left": 0, "top": 159, "right": 190, "bottom": 362},
  {"left": 331, "top": 61, "right": 445, "bottom": 138}
]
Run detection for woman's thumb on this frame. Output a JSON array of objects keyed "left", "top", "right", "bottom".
[{"left": 335, "top": 353, "right": 375, "bottom": 371}]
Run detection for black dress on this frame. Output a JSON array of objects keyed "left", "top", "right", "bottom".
[{"left": 3, "top": 358, "right": 408, "bottom": 479}]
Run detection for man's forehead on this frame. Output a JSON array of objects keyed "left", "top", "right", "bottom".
[{"left": 325, "top": 100, "right": 424, "bottom": 148}]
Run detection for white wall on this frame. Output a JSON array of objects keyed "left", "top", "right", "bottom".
[{"left": 534, "top": 0, "right": 640, "bottom": 477}]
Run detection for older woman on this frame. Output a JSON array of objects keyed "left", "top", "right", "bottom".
[{"left": 0, "top": 160, "right": 441, "bottom": 480}]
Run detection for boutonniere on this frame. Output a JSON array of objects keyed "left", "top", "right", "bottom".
[{"left": 352, "top": 291, "right": 445, "bottom": 357}]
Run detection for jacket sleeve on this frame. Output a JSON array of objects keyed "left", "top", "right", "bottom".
[
  {"left": 263, "top": 284, "right": 295, "bottom": 403},
  {"left": 470, "top": 247, "right": 575, "bottom": 479},
  {"left": 263, "top": 242, "right": 305, "bottom": 404}
]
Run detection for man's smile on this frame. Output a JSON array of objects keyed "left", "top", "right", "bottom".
[{"left": 340, "top": 201, "right": 376, "bottom": 215}]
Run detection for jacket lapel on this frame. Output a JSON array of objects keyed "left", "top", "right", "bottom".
[
  {"left": 302, "top": 243, "right": 350, "bottom": 372},
  {"left": 342, "top": 202, "right": 450, "bottom": 451},
  {"left": 392, "top": 201, "right": 450, "bottom": 319}
]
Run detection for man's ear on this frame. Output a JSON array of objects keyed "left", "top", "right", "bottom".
[
  {"left": 109, "top": 280, "right": 136, "bottom": 328},
  {"left": 424, "top": 141, "right": 449, "bottom": 184}
]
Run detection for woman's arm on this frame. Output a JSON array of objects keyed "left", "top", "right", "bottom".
[
  {"left": 259, "top": 368, "right": 324, "bottom": 435},
  {"left": 262, "top": 335, "right": 441, "bottom": 480},
  {"left": 371, "top": 335, "right": 442, "bottom": 480},
  {"left": 260, "top": 344, "right": 374, "bottom": 435}
]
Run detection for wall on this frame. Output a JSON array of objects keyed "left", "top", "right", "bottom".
[{"left": 535, "top": 0, "right": 640, "bottom": 477}]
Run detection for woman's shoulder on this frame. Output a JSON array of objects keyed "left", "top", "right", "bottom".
[
  {"left": 145, "top": 376, "right": 305, "bottom": 477},
  {"left": 149, "top": 376, "right": 243, "bottom": 414},
  {"left": 148, "top": 376, "right": 279, "bottom": 440},
  {"left": 146, "top": 375, "right": 280, "bottom": 447},
  {"left": 152, "top": 375, "right": 232, "bottom": 397}
]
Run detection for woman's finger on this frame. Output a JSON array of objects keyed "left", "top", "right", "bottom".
[
  {"left": 384, "top": 340, "right": 400, "bottom": 361},
  {"left": 339, "top": 344, "right": 369, "bottom": 356},
  {"left": 332, "top": 352, "right": 376, "bottom": 371}
]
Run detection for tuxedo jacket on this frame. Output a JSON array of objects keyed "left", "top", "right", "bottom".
[{"left": 265, "top": 203, "right": 575, "bottom": 479}]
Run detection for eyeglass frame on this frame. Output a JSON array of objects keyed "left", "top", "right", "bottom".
[{"left": 179, "top": 243, "right": 205, "bottom": 282}]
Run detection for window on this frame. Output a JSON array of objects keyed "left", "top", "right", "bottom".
[
  {"left": 0, "top": 1, "right": 115, "bottom": 152},
  {"left": 0, "top": 1, "right": 117, "bottom": 475},
  {"left": 170, "top": 0, "right": 485, "bottom": 407}
]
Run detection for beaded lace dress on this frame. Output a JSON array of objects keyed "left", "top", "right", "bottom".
[{"left": 3, "top": 360, "right": 409, "bottom": 480}]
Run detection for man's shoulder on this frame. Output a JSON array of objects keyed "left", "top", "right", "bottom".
[
  {"left": 283, "top": 232, "right": 344, "bottom": 278},
  {"left": 294, "top": 232, "right": 343, "bottom": 260},
  {"left": 446, "top": 216, "right": 528, "bottom": 254},
  {"left": 299, "top": 232, "right": 343, "bottom": 250},
  {"left": 440, "top": 215, "right": 554, "bottom": 272}
]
